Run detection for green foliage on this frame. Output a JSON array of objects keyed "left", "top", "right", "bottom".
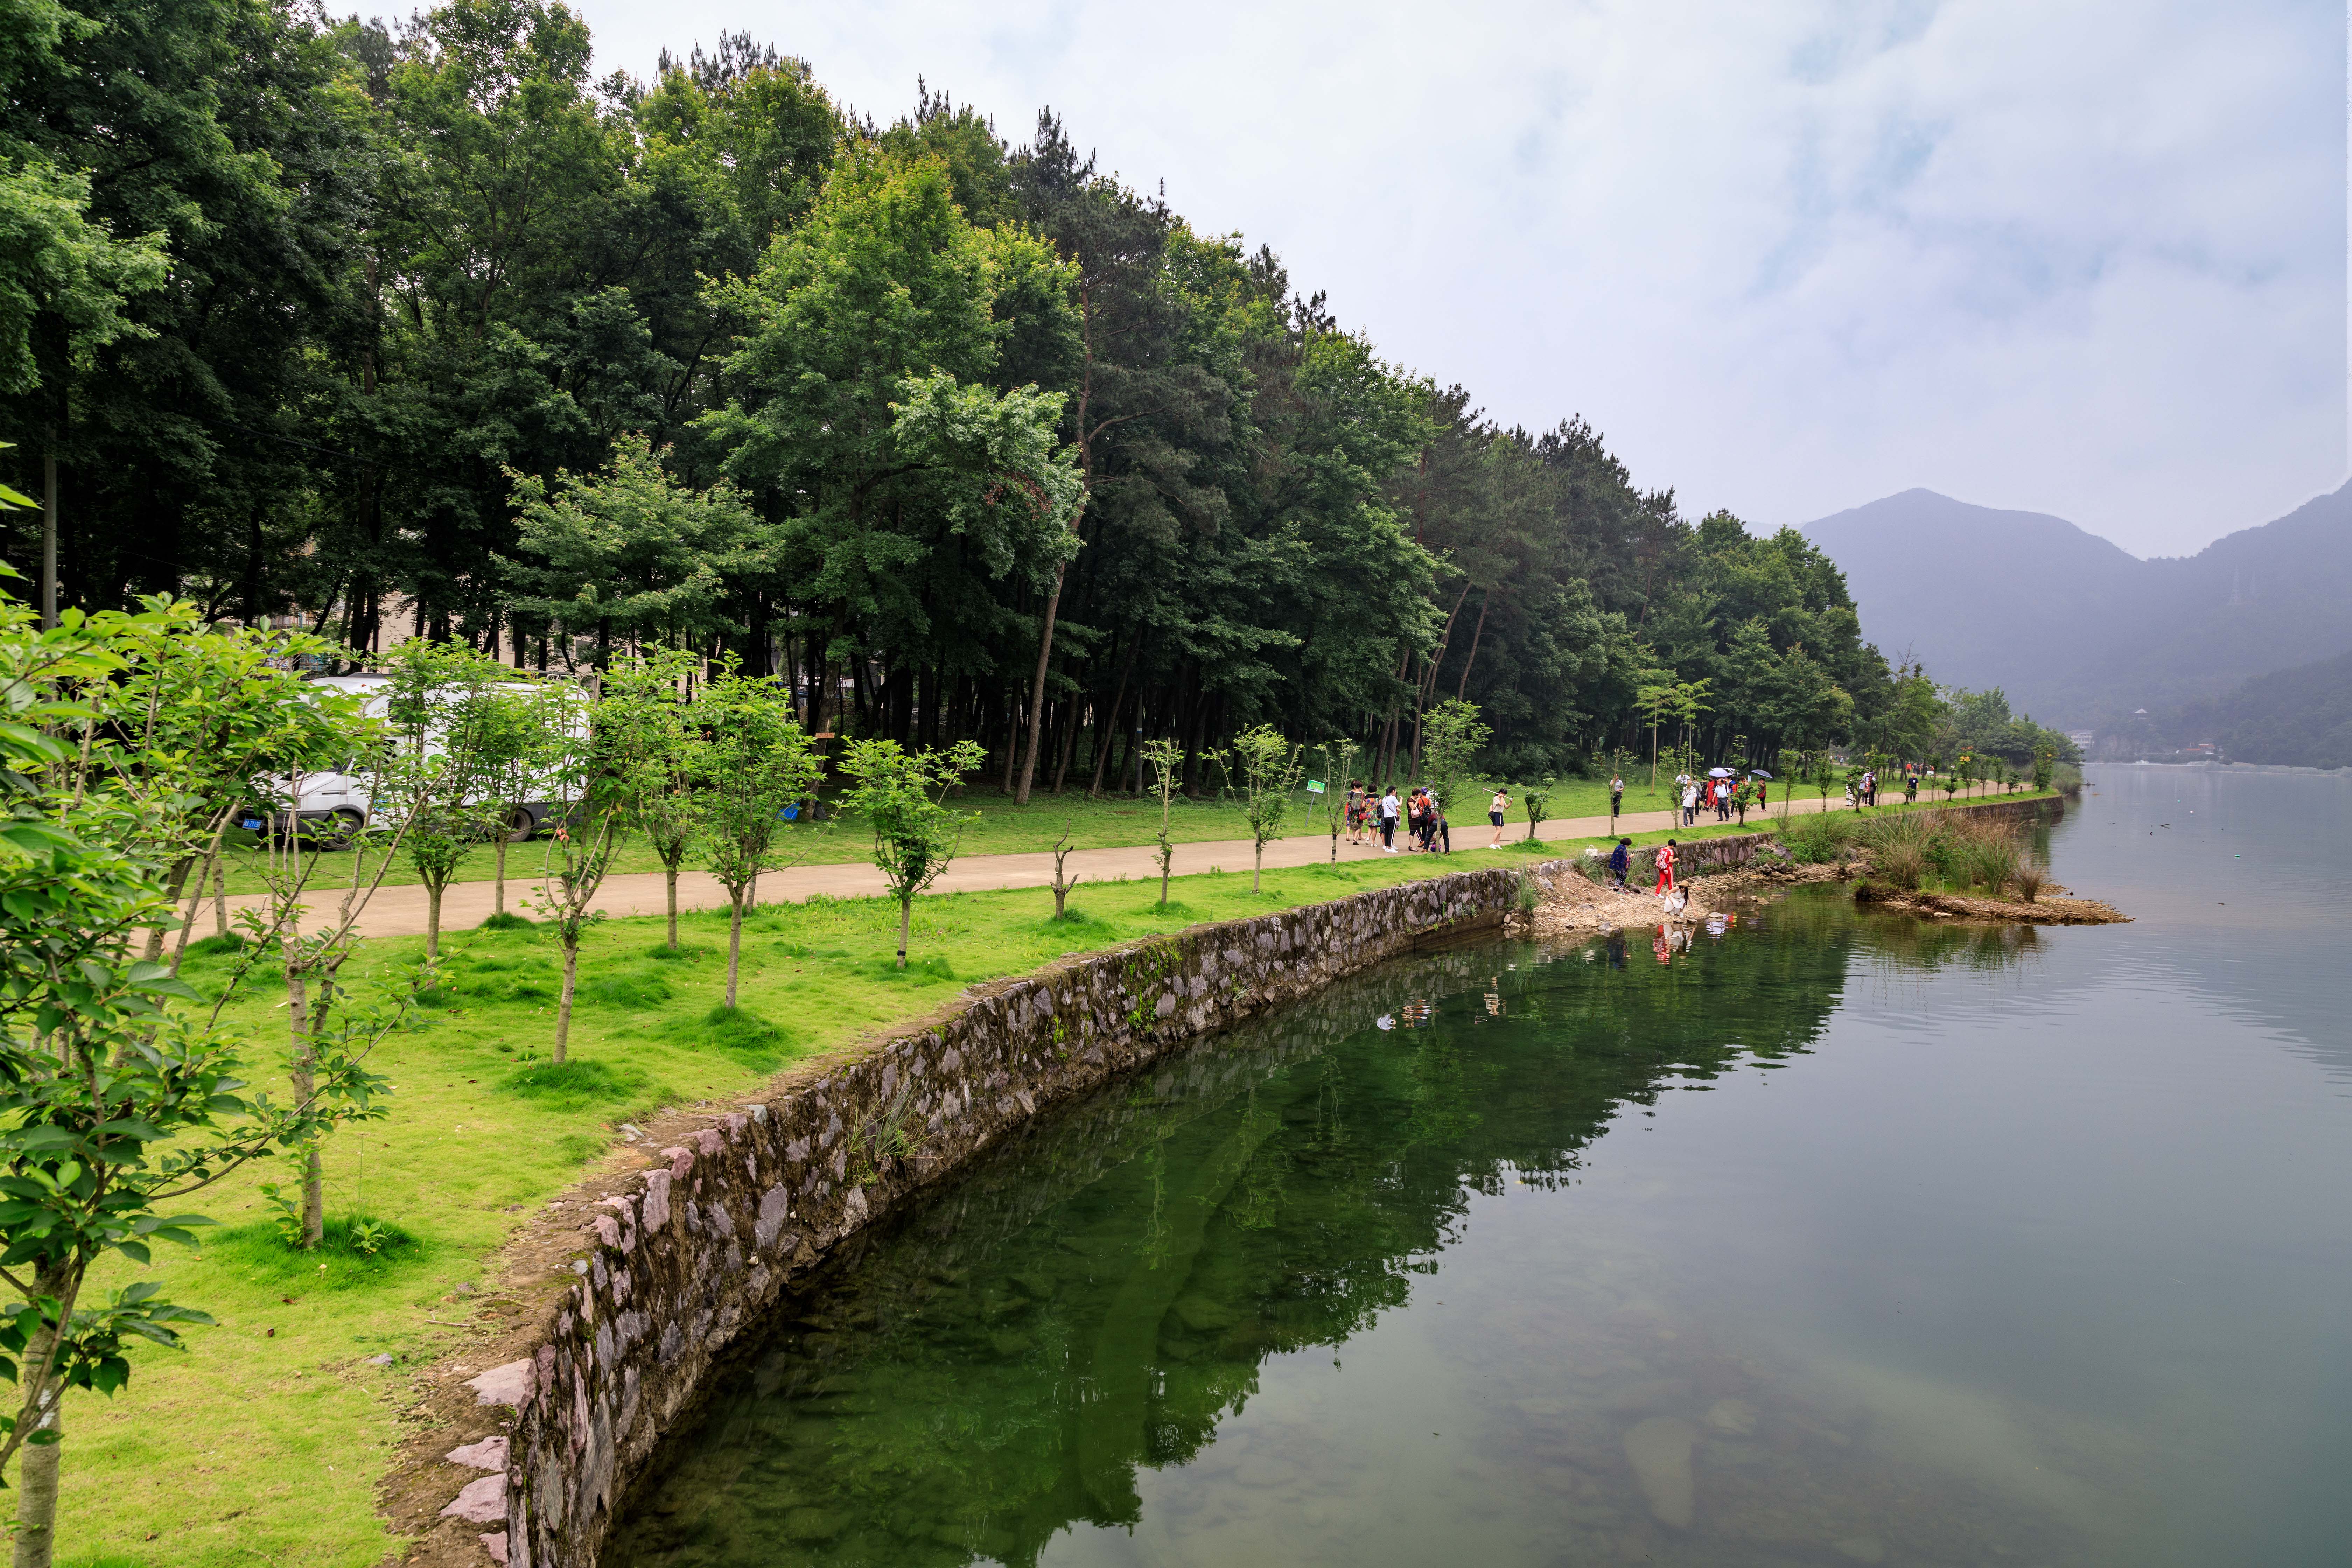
[
  {"left": 688, "top": 662, "right": 826, "bottom": 999},
  {"left": 1139, "top": 737, "right": 1185, "bottom": 908},
  {"left": 505, "top": 434, "right": 772, "bottom": 658},
  {"left": 0, "top": 575, "right": 387, "bottom": 1508},
  {"left": 1519, "top": 777, "right": 1554, "bottom": 840},
  {"left": 841, "top": 737, "right": 987, "bottom": 965},
  {"left": 1227, "top": 725, "right": 1301, "bottom": 892},
  {"left": 1417, "top": 699, "right": 1490, "bottom": 834}
]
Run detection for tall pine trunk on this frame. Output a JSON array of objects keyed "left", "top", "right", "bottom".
[{"left": 1015, "top": 562, "right": 1067, "bottom": 804}]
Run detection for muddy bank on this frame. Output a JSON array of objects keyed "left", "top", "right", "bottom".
[{"left": 1852, "top": 884, "right": 2129, "bottom": 925}]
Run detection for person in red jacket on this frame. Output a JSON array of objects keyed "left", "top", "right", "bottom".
[{"left": 1654, "top": 839, "right": 1677, "bottom": 894}]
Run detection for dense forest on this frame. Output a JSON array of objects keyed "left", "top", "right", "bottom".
[
  {"left": 2100, "top": 649, "right": 2352, "bottom": 769},
  {"left": 0, "top": 0, "right": 2043, "bottom": 788}
]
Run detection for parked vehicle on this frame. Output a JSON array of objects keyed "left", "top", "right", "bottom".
[{"left": 245, "top": 674, "right": 587, "bottom": 846}]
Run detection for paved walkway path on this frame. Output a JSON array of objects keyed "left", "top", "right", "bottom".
[{"left": 219, "top": 788, "right": 1885, "bottom": 941}]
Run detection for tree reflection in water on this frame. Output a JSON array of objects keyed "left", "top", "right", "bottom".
[{"left": 607, "top": 889, "right": 2031, "bottom": 1568}]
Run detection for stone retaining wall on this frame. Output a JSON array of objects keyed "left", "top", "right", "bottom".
[{"left": 480, "top": 862, "right": 1543, "bottom": 1568}]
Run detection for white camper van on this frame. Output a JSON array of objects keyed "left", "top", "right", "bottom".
[{"left": 244, "top": 674, "right": 588, "bottom": 846}]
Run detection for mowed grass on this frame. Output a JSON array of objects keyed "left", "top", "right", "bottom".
[
  {"left": 58, "top": 788, "right": 2053, "bottom": 1566},
  {"left": 55, "top": 850, "right": 1534, "bottom": 1568},
  {"left": 211, "top": 772, "right": 1692, "bottom": 895}
]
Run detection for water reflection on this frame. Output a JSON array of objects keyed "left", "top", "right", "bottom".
[
  {"left": 608, "top": 860, "right": 2345, "bottom": 1568},
  {"left": 611, "top": 898, "right": 1968, "bottom": 1567}
]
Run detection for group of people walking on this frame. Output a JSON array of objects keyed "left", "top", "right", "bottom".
[
  {"left": 1342, "top": 782, "right": 1522, "bottom": 854},
  {"left": 1344, "top": 782, "right": 1446, "bottom": 854},
  {"left": 1672, "top": 771, "right": 1764, "bottom": 827}
]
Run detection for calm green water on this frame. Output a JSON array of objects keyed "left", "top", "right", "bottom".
[{"left": 608, "top": 767, "right": 2352, "bottom": 1567}]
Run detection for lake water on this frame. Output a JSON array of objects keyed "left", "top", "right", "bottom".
[{"left": 606, "top": 766, "right": 2352, "bottom": 1567}]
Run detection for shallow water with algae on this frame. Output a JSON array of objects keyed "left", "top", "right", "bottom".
[{"left": 608, "top": 766, "right": 2352, "bottom": 1567}]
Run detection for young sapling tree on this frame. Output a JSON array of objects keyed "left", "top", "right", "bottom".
[
  {"left": 1228, "top": 724, "right": 1302, "bottom": 892},
  {"left": 377, "top": 639, "right": 509, "bottom": 957},
  {"left": 0, "top": 574, "right": 389, "bottom": 1563},
  {"left": 476, "top": 681, "right": 564, "bottom": 919},
  {"left": 1418, "top": 699, "right": 1489, "bottom": 855},
  {"left": 520, "top": 682, "right": 623, "bottom": 1062},
  {"left": 1048, "top": 825, "right": 1079, "bottom": 919},
  {"left": 1139, "top": 737, "right": 1185, "bottom": 908},
  {"left": 1521, "top": 777, "right": 1554, "bottom": 843},
  {"left": 691, "top": 664, "right": 825, "bottom": 1006},
  {"left": 1317, "top": 739, "right": 1359, "bottom": 862},
  {"left": 599, "top": 649, "right": 701, "bottom": 950},
  {"left": 841, "top": 738, "right": 987, "bottom": 967}
]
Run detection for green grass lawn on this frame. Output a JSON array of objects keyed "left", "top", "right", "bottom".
[
  {"left": 61, "top": 788, "right": 2050, "bottom": 1566},
  {"left": 57, "top": 848, "right": 1540, "bottom": 1567}
]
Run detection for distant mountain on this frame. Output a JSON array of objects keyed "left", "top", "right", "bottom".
[{"left": 1801, "top": 483, "right": 2352, "bottom": 727}]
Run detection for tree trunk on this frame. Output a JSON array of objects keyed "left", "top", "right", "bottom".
[
  {"left": 1050, "top": 680, "right": 1083, "bottom": 794},
  {"left": 665, "top": 865, "right": 679, "bottom": 951},
  {"left": 1088, "top": 637, "right": 1138, "bottom": 798},
  {"left": 726, "top": 891, "right": 745, "bottom": 1007},
  {"left": 997, "top": 682, "right": 1019, "bottom": 793},
  {"left": 1253, "top": 843, "right": 1262, "bottom": 894},
  {"left": 1015, "top": 562, "right": 1068, "bottom": 804},
  {"left": 897, "top": 897, "right": 912, "bottom": 969},
  {"left": 425, "top": 882, "right": 443, "bottom": 958},
  {"left": 494, "top": 836, "right": 507, "bottom": 917},
  {"left": 554, "top": 935, "right": 579, "bottom": 1063},
  {"left": 212, "top": 855, "right": 229, "bottom": 938},
  {"left": 286, "top": 972, "right": 326, "bottom": 1248},
  {"left": 1455, "top": 593, "right": 1491, "bottom": 700},
  {"left": 11, "top": 1277, "right": 64, "bottom": 1568}
]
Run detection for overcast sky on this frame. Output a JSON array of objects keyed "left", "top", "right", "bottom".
[{"left": 569, "top": 0, "right": 2344, "bottom": 559}]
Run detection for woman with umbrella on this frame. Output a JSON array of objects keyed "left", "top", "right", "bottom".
[{"left": 1749, "top": 767, "right": 1772, "bottom": 811}]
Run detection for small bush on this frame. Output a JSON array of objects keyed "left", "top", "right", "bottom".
[
  {"left": 477, "top": 911, "right": 535, "bottom": 931},
  {"left": 206, "top": 1214, "right": 426, "bottom": 1290},
  {"left": 500, "top": 1058, "right": 650, "bottom": 1108},
  {"left": 1779, "top": 812, "right": 1856, "bottom": 864},
  {"left": 577, "top": 968, "right": 673, "bottom": 1008},
  {"left": 2014, "top": 855, "right": 2047, "bottom": 903},
  {"left": 184, "top": 932, "right": 245, "bottom": 958},
  {"left": 646, "top": 943, "right": 712, "bottom": 962},
  {"left": 857, "top": 954, "right": 957, "bottom": 985},
  {"left": 663, "top": 1005, "right": 794, "bottom": 1070},
  {"left": 1874, "top": 838, "right": 1927, "bottom": 889}
]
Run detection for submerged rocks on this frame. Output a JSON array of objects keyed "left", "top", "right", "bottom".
[
  {"left": 1703, "top": 1397, "right": 1758, "bottom": 1435},
  {"left": 1622, "top": 1415, "right": 1700, "bottom": 1528}
]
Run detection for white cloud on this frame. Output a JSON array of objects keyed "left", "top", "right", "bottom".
[{"left": 569, "top": 0, "right": 2344, "bottom": 557}]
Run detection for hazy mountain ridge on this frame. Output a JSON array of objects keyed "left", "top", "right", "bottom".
[{"left": 1801, "top": 482, "right": 2352, "bottom": 728}]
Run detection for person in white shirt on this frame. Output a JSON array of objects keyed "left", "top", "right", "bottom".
[{"left": 1379, "top": 785, "right": 1401, "bottom": 852}]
